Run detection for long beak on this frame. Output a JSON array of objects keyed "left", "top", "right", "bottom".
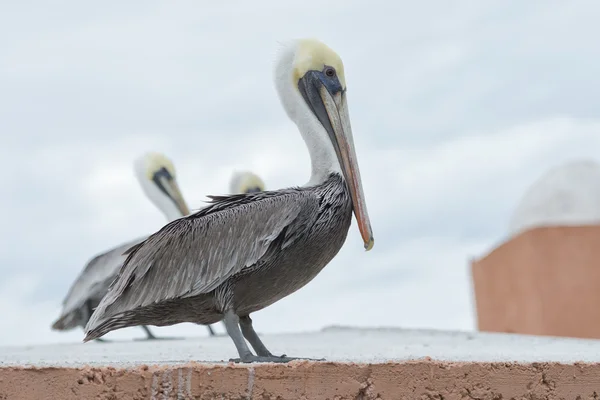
[
  {"left": 320, "top": 88, "right": 374, "bottom": 250},
  {"left": 298, "top": 69, "right": 374, "bottom": 251},
  {"left": 159, "top": 177, "right": 191, "bottom": 216}
]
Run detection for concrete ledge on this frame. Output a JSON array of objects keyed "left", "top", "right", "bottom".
[
  {"left": 3, "top": 327, "right": 600, "bottom": 399},
  {"left": 5, "top": 360, "right": 600, "bottom": 399}
]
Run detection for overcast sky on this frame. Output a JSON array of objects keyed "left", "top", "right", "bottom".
[{"left": 2, "top": 0, "right": 600, "bottom": 347}]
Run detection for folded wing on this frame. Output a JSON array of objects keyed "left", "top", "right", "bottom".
[{"left": 85, "top": 190, "right": 317, "bottom": 331}]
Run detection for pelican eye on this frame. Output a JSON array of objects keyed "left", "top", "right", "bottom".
[{"left": 324, "top": 66, "right": 336, "bottom": 78}]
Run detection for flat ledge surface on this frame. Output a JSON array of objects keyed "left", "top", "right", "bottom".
[
  {"left": 4, "top": 328, "right": 600, "bottom": 399},
  {"left": 3, "top": 326, "right": 600, "bottom": 367}
]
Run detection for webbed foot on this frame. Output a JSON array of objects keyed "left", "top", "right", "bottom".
[{"left": 229, "top": 354, "right": 325, "bottom": 363}]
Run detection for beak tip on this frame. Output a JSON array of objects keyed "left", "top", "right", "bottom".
[{"left": 364, "top": 237, "right": 374, "bottom": 252}]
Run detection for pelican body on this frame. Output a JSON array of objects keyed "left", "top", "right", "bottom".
[{"left": 84, "top": 39, "right": 374, "bottom": 363}]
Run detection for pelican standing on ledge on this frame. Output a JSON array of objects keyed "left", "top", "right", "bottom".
[
  {"left": 52, "top": 152, "right": 200, "bottom": 339},
  {"left": 84, "top": 39, "right": 374, "bottom": 363}
]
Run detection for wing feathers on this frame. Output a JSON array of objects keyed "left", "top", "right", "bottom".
[{"left": 86, "top": 191, "right": 316, "bottom": 331}]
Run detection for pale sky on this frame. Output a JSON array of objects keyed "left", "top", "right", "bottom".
[{"left": 2, "top": 0, "right": 600, "bottom": 347}]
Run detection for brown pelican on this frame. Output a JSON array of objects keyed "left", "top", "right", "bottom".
[
  {"left": 84, "top": 38, "right": 374, "bottom": 363},
  {"left": 52, "top": 152, "right": 196, "bottom": 339}
]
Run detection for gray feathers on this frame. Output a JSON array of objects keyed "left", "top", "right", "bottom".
[
  {"left": 51, "top": 237, "right": 146, "bottom": 330},
  {"left": 84, "top": 174, "right": 352, "bottom": 341},
  {"left": 87, "top": 189, "right": 314, "bottom": 327}
]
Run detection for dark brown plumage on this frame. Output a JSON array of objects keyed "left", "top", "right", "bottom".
[{"left": 85, "top": 174, "right": 350, "bottom": 337}]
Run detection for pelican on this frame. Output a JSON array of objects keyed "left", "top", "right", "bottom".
[
  {"left": 228, "top": 170, "right": 265, "bottom": 194},
  {"left": 84, "top": 38, "right": 374, "bottom": 363},
  {"left": 52, "top": 162, "right": 266, "bottom": 340},
  {"left": 51, "top": 152, "right": 197, "bottom": 339}
]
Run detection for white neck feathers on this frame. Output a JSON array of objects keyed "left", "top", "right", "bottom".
[{"left": 274, "top": 42, "right": 342, "bottom": 186}]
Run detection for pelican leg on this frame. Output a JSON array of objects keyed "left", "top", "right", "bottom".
[
  {"left": 206, "top": 324, "right": 216, "bottom": 336},
  {"left": 224, "top": 311, "right": 324, "bottom": 363},
  {"left": 223, "top": 310, "right": 255, "bottom": 361},
  {"left": 141, "top": 325, "right": 157, "bottom": 339},
  {"left": 134, "top": 325, "right": 181, "bottom": 341},
  {"left": 239, "top": 315, "right": 273, "bottom": 356}
]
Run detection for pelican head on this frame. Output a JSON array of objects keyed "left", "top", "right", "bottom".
[
  {"left": 134, "top": 152, "right": 190, "bottom": 221},
  {"left": 274, "top": 38, "right": 374, "bottom": 251},
  {"left": 229, "top": 171, "right": 266, "bottom": 194}
]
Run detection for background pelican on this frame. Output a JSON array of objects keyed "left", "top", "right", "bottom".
[
  {"left": 83, "top": 38, "right": 373, "bottom": 363},
  {"left": 229, "top": 171, "right": 265, "bottom": 194},
  {"left": 52, "top": 163, "right": 267, "bottom": 340},
  {"left": 52, "top": 152, "right": 193, "bottom": 340}
]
